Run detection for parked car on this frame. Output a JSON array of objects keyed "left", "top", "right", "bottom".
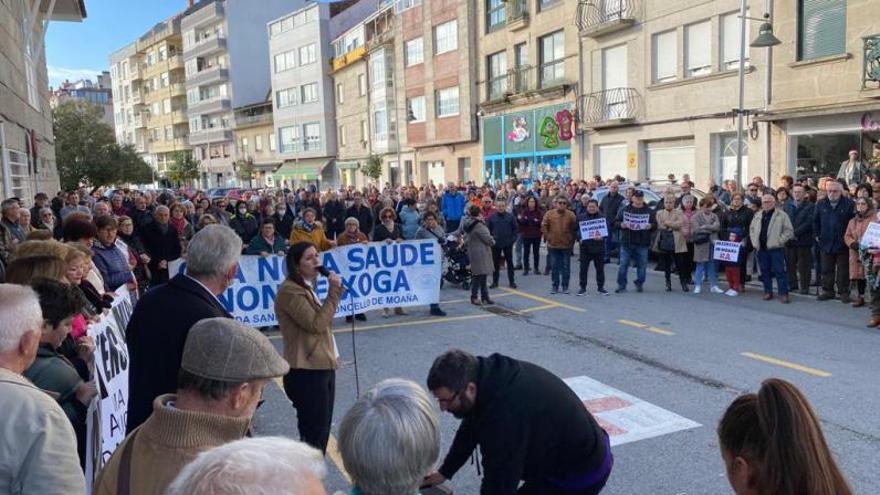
[{"left": 591, "top": 186, "right": 663, "bottom": 210}]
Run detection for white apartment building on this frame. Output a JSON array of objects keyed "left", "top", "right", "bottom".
[{"left": 182, "top": 0, "right": 298, "bottom": 188}]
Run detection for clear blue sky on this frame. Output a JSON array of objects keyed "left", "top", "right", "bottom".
[{"left": 45, "top": 0, "right": 185, "bottom": 88}]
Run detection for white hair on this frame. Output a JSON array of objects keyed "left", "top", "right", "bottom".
[
  {"left": 185, "top": 225, "right": 242, "bottom": 280},
  {"left": 338, "top": 378, "right": 439, "bottom": 495},
  {"left": 165, "top": 436, "right": 325, "bottom": 495},
  {"left": 0, "top": 284, "right": 43, "bottom": 353}
]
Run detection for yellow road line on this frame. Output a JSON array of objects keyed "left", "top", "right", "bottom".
[
  {"left": 441, "top": 291, "right": 515, "bottom": 305},
  {"left": 741, "top": 352, "right": 832, "bottom": 378},
  {"left": 521, "top": 304, "right": 559, "bottom": 312},
  {"left": 617, "top": 319, "right": 674, "bottom": 336},
  {"left": 271, "top": 377, "right": 352, "bottom": 482},
  {"left": 504, "top": 288, "right": 587, "bottom": 312}
]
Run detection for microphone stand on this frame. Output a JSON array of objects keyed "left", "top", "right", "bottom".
[{"left": 350, "top": 291, "right": 360, "bottom": 398}]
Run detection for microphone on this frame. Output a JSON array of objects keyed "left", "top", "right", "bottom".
[{"left": 317, "top": 266, "right": 331, "bottom": 277}]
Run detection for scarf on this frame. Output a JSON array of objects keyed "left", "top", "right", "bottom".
[
  {"left": 301, "top": 221, "right": 315, "bottom": 233},
  {"left": 345, "top": 230, "right": 361, "bottom": 243},
  {"left": 170, "top": 217, "right": 187, "bottom": 237}
]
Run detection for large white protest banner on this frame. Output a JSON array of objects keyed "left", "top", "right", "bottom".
[
  {"left": 861, "top": 222, "right": 880, "bottom": 249},
  {"left": 169, "top": 239, "right": 442, "bottom": 326},
  {"left": 579, "top": 218, "right": 608, "bottom": 241},
  {"left": 713, "top": 241, "right": 741, "bottom": 263},
  {"left": 85, "top": 288, "right": 134, "bottom": 491}
]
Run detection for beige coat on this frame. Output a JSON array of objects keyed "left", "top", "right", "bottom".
[
  {"left": 844, "top": 211, "right": 874, "bottom": 280},
  {"left": 463, "top": 216, "right": 495, "bottom": 276},
  {"left": 749, "top": 208, "right": 794, "bottom": 252},
  {"left": 93, "top": 394, "right": 251, "bottom": 495},
  {"left": 275, "top": 279, "right": 343, "bottom": 370},
  {"left": 652, "top": 208, "right": 688, "bottom": 253},
  {"left": 0, "top": 367, "right": 84, "bottom": 494},
  {"left": 690, "top": 210, "right": 720, "bottom": 262}
]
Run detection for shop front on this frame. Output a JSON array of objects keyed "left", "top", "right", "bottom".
[
  {"left": 482, "top": 103, "right": 575, "bottom": 186},
  {"left": 273, "top": 158, "right": 331, "bottom": 190},
  {"left": 785, "top": 110, "right": 880, "bottom": 181}
]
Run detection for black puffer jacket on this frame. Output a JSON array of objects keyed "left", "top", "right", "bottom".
[{"left": 438, "top": 354, "right": 608, "bottom": 494}]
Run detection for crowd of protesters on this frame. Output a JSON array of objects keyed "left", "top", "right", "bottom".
[{"left": 0, "top": 169, "right": 866, "bottom": 493}]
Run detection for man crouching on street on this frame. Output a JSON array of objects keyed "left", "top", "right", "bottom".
[{"left": 423, "top": 349, "right": 612, "bottom": 494}]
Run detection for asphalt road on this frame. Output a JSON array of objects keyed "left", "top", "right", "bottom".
[{"left": 252, "top": 262, "right": 880, "bottom": 495}]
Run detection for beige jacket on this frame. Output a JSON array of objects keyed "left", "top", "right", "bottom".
[
  {"left": 652, "top": 208, "right": 688, "bottom": 254},
  {"left": 0, "top": 367, "right": 85, "bottom": 495},
  {"left": 749, "top": 208, "right": 794, "bottom": 251},
  {"left": 93, "top": 394, "right": 251, "bottom": 495},
  {"left": 275, "top": 279, "right": 343, "bottom": 370}
]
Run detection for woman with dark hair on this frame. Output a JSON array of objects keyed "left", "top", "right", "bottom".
[
  {"left": 462, "top": 203, "right": 495, "bottom": 305},
  {"left": 844, "top": 197, "right": 874, "bottom": 307},
  {"left": 517, "top": 196, "right": 543, "bottom": 276},
  {"left": 275, "top": 241, "right": 344, "bottom": 454},
  {"left": 117, "top": 215, "right": 150, "bottom": 293},
  {"left": 718, "top": 378, "right": 852, "bottom": 495},
  {"left": 245, "top": 218, "right": 287, "bottom": 256}
]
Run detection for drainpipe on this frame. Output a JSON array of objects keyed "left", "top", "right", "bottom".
[
  {"left": 0, "top": 122, "right": 12, "bottom": 199},
  {"left": 577, "top": 27, "right": 586, "bottom": 181}
]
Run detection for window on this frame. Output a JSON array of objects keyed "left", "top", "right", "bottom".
[
  {"left": 301, "top": 83, "right": 319, "bottom": 103},
  {"left": 487, "top": 51, "right": 508, "bottom": 100},
  {"left": 360, "top": 120, "right": 368, "bottom": 141},
  {"left": 487, "top": 0, "right": 506, "bottom": 31},
  {"left": 513, "top": 43, "right": 528, "bottom": 92},
  {"left": 336, "top": 83, "right": 344, "bottom": 104},
  {"left": 185, "top": 59, "right": 198, "bottom": 77},
  {"left": 652, "top": 30, "right": 677, "bottom": 82},
  {"left": 797, "top": 0, "right": 846, "bottom": 61},
  {"left": 539, "top": 30, "right": 565, "bottom": 87},
  {"left": 721, "top": 12, "right": 750, "bottom": 70},
  {"left": 685, "top": 21, "right": 712, "bottom": 77},
  {"left": 164, "top": 125, "right": 173, "bottom": 141},
  {"left": 255, "top": 135, "right": 263, "bottom": 151},
  {"left": 395, "top": 0, "right": 422, "bottom": 13},
  {"left": 407, "top": 96, "right": 426, "bottom": 122},
  {"left": 184, "top": 30, "right": 195, "bottom": 48},
  {"left": 539, "top": 0, "right": 561, "bottom": 11},
  {"left": 160, "top": 72, "right": 169, "bottom": 87},
  {"left": 405, "top": 38, "right": 424, "bottom": 66},
  {"left": 304, "top": 123, "right": 321, "bottom": 151},
  {"left": 339, "top": 125, "right": 346, "bottom": 146},
  {"left": 274, "top": 50, "right": 297, "bottom": 73},
  {"left": 279, "top": 126, "right": 301, "bottom": 153},
  {"left": 434, "top": 21, "right": 458, "bottom": 55},
  {"left": 358, "top": 73, "right": 367, "bottom": 96},
  {"left": 299, "top": 44, "right": 317, "bottom": 65},
  {"left": 163, "top": 98, "right": 172, "bottom": 113},
  {"left": 435, "top": 87, "right": 460, "bottom": 117},
  {"left": 159, "top": 46, "right": 167, "bottom": 61},
  {"left": 151, "top": 102, "right": 160, "bottom": 116},
  {"left": 240, "top": 137, "right": 249, "bottom": 155},
  {"left": 276, "top": 87, "right": 298, "bottom": 108},
  {"left": 269, "top": 133, "right": 276, "bottom": 151}
]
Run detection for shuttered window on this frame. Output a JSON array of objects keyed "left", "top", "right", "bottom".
[{"left": 798, "top": 0, "right": 846, "bottom": 61}]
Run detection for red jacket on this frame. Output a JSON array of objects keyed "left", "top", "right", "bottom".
[{"left": 517, "top": 208, "right": 544, "bottom": 239}]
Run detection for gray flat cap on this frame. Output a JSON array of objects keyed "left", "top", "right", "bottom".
[{"left": 182, "top": 318, "right": 289, "bottom": 382}]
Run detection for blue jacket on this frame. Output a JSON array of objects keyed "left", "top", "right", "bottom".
[
  {"left": 441, "top": 191, "right": 466, "bottom": 221},
  {"left": 487, "top": 211, "right": 518, "bottom": 248},
  {"left": 813, "top": 197, "right": 854, "bottom": 254},
  {"left": 92, "top": 242, "right": 132, "bottom": 291},
  {"left": 398, "top": 207, "right": 422, "bottom": 240},
  {"left": 786, "top": 201, "right": 815, "bottom": 247}
]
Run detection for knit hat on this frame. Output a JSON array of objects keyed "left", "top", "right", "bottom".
[{"left": 182, "top": 318, "right": 289, "bottom": 382}]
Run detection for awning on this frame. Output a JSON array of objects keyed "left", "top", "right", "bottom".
[
  {"left": 335, "top": 161, "right": 360, "bottom": 170},
  {"left": 755, "top": 102, "right": 880, "bottom": 122},
  {"left": 273, "top": 158, "right": 330, "bottom": 182}
]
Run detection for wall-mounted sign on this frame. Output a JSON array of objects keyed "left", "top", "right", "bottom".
[
  {"left": 862, "top": 112, "right": 880, "bottom": 132},
  {"left": 539, "top": 116, "right": 560, "bottom": 148},
  {"left": 507, "top": 116, "right": 530, "bottom": 143},
  {"left": 556, "top": 109, "right": 573, "bottom": 141}
]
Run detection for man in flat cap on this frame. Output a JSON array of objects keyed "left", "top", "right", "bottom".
[{"left": 93, "top": 318, "right": 289, "bottom": 495}]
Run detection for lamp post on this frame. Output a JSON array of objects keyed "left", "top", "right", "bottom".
[{"left": 735, "top": 7, "right": 780, "bottom": 189}]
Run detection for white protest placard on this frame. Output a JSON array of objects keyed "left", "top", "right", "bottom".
[
  {"left": 623, "top": 211, "right": 650, "bottom": 230},
  {"left": 169, "top": 239, "right": 442, "bottom": 326},
  {"left": 713, "top": 241, "right": 741, "bottom": 263},
  {"left": 85, "top": 288, "right": 133, "bottom": 491},
  {"left": 579, "top": 218, "right": 608, "bottom": 241},
  {"left": 860, "top": 222, "right": 880, "bottom": 249}
]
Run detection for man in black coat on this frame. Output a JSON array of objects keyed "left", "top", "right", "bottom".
[
  {"left": 139, "top": 206, "right": 182, "bottom": 286},
  {"left": 345, "top": 193, "right": 374, "bottom": 236},
  {"left": 785, "top": 184, "right": 815, "bottom": 294},
  {"left": 125, "top": 225, "right": 242, "bottom": 433},
  {"left": 424, "top": 350, "right": 612, "bottom": 495},
  {"left": 599, "top": 182, "right": 624, "bottom": 263},
  {"left": 813, "top": 180, "right": 855, "bottom": 302}
]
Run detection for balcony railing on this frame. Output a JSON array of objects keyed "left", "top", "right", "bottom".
[
  {"left": 576, "top": 0, "right": 639, "bottom": 38},
  {"left": 487, "top": 75, "right": 509, "bottom": 101},
  {"left": 510, "top": 65, "right": 532, "bottom": 94},
  {"left": 366, "top": 29, "right": 393, "bottom": 52},
  {"left": 578, "top": 87, "right": 642, "bottom": 128},
  {"left": 507, "top": 0, "right": 529, "bottom": 30},
  {"left": 864, "top": 34, "right": 880, "bottom": 91},
  {"left": 539, "top": 60, "right": 567, "bottom": 89},
  {"left": 234, "top": 113, "right": 273, "bottom": 128}
]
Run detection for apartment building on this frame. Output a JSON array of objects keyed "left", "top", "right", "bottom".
[
  {"left": 269, "top": 0, "right": 373, "bottom": 189},
  {"left": 50, "top": 72, "right": 114, "bottom": 128},
  {"left": 761, "top": 0, "right": 880, "bottom": 183},
  {"left": 182, "top": 0, "right": 295, "bottom": 188},
  {"left": 476, "top": 0, "right": 580, "bottom": 186},
  {"left": 1, "top": 0, "right": 87, "bottom": 200},
  {"left": 109, "top": 14, "right": 189, "bottom": 179},
  {"left": 397, "top": 0, "right": 480, "bottom": 186},
  {"left": 363, "top": 3, "right": 401, "bottom": 186},
  {"left": 232, "top": 99, "right": 278, "bottom": 188}
]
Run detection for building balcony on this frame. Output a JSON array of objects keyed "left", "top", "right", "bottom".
[
  {"left": 188, "top": 66, "right": 228, "bottom": 87},
  {"left": 131, "top": 92, "right": 143, "bottom": 105},
  {"left": 188, "top": 97, "right": 231, "bottom": 115},
  {"left": 151, "top": 137, "right": 190, "bottom": 154},
  {"left": 189, "top": 127, "right": 233, "bottom": 145},
  {"left": 576, "top": 0, "right": 639, "bottom": 38},
  {"left": 332, "top": 45, "right": 367, "bottom": 72},
  {"left": 234, "top": 112, "right": 273, "bottom": 129},
  {"left": 183, "top": 0, "right": 224, "bottom": 31},
  {"left": 507, "top": 0, "right": 529, "bottom": 31},
  {"left": 167, "top": 54, "right": 184, "bottom": 69},
  {"left": 863, "top": 34, "right": 880, "bottom": 96},
  {"left": 133, "top": 113, "right": 148, "bottom": 129},
  {"left": 366, "top": 29, "right": 393, "bottom": 52},
  {"left": 481, "top": 65, "right": 575, "bottom": 109},
  {"left": 577, "top": 87, "right": 642, "bottom": 129},
  {"left": 167, "top": 82, "right": 187, "bottom": 96},
  {"left": 128, "top": 65, "right": 143, "bottom": 81},
  {"left": 186, "top": 36, "right": 227, "bottom": 60}
]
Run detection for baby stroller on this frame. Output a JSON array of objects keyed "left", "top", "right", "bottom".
[{"left": 440, "top": 234, "right": 472, "bottom": 290}]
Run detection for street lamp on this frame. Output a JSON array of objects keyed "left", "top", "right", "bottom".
[{"left": 735, "top": 9, "right": 780, "bottom": 189}]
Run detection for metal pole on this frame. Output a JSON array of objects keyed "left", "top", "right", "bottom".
[
  {"left": 764, "top": 0, "right": 774, "bottom": 184},
  {"left": 735, "top": 0, "right": 748, "bottom": 190},
  {"left": 0, "top": 123, "right": 13, "bottom": 199}
]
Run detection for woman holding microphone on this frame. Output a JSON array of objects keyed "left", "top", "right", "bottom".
[{"left": 275, "top": 240, "right": 344, "bottom": 454}]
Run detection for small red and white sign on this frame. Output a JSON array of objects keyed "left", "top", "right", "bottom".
[{"left": 565, "top": 376, "right": 701, "bottom": 447}]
